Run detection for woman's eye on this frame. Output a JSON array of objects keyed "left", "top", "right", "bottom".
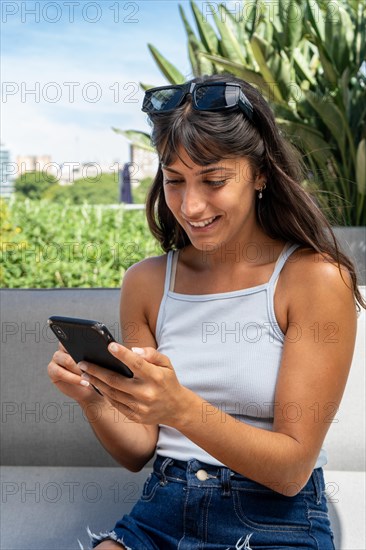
[
  {"left": 205, "top": 180, "right": 227, "bottom": 187},
  {"left": 164, "top": 179, "right": 182, "bottom": 185},
  {"left": 163, "top": 179, "right": 228, "bottom": 187}
]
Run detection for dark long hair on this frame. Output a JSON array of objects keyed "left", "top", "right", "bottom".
[{"left": 145, "top": 74, "right": 365, "bottom": 309}]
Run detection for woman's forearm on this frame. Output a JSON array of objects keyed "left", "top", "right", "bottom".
[
  {"left": 79, "top": 396, "right": 158, "bottom": 471},
  {"left": 172, "top": 388, "right": 311, "bottom": 496}
]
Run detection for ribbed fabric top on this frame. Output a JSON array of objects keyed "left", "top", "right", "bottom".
[{"left": 156, "top": 242, "right": 327, "bottom": 469}]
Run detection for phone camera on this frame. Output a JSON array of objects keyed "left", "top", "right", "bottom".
[{"left": 53, "top": 326, "right": 67, "bottom": 340}]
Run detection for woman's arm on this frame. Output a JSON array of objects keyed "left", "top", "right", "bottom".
[
  {"left": 171, "top": 253, "right": 357, "bottom": 494},
  {"left": 80, "top": 261, "right": 160, "bottom": 471},
  {"left": 48, "top": 260, "right": 159, "bottom": 472}
]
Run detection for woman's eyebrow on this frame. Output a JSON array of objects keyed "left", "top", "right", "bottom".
[
  {"left": 198, "top": 166, "right": 236, "bottom": 175},
  {"left": 161, "top": 165, "right": 183, "bottom": 174},
  {"left": 161, "top": 165, "right": 236, "bottom": 176}
]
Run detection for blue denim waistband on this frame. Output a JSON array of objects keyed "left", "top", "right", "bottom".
[{"left": 153, "top": 454, "right": 325, "bottom": 500}]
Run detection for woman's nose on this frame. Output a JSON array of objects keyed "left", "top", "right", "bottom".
[{"left": 181, "top": 186, "right": 206, "bottom": 218}]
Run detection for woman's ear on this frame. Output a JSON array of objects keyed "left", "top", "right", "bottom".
[{"left": 254, "top": 172, "right": 267, "bottom": 191}]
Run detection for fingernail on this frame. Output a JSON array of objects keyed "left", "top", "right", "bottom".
[
  {"left": 81, "top": 373, "right": 90, "bottom": 381},
  {"left": 78, "top": 361, "right": 87, "bottom": 372},
  {"left": 109, "top": 343, "right": 119, "bottom": 352},
  {"left": 132, "top": 347, "right": 145, "bottom": 356},
  {"left": 80, "top": 379, "right": 90, "bottom": 387}
]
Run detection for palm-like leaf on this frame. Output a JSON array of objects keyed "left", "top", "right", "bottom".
[
  {"left": 112, "top": 129, "right": 154, "bottom": 153},
  {"left": 147, "top": 44, "right": 185, "bottom": 84}
]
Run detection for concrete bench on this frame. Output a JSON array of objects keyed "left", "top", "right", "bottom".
[{"left": 1, "top": 288, "right": 365, "bottom": 549}]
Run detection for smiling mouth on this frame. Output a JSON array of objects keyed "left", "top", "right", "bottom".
[{"left": 187, "top": 216, "right": 219, "bottom": 228}]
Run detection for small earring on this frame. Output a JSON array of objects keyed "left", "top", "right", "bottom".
[{"left": 258, "top": 182, "right": 266, "bottom": 199}]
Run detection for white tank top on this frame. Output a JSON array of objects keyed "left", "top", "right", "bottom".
[{"left": 155, "top": 242, "right": 327, "bottom": 468}]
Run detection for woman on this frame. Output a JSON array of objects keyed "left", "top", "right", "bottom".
[{"left": 48, "top": 74, "right": 364, "bottom": 549}]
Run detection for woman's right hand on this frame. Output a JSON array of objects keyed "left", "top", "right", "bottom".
[{"left": 47, "top": 343, "right": 103, "bottom": 405}]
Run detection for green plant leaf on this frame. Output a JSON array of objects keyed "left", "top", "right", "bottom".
[
  {"left": 190, "top": 41, "right": 215, "bottom": 75},
  {"left": 250, "top": 35, "right": 281, "bottom": 101},
  {"left": 190, "top": 1, "right": 219, "bottom": 54},
  {"left": 356, "top": 1, "right": 366, "bottom": 67},
  {"left": 198, "top": 52, "right": 275, "bottom": 98},
  {"left": 179, "top": 4, "right": 215, "bottom": 75},
  {"left": 250, "top": 34, "right": 290, "bottom": 103},
  {"left": 276, "top": 118, "right": 334, "bottom": 166},
  {"left": 247, "top": 0, "right": 264, "bottom": 36},
  {"left": 139, "top": 82, "right": 156, "bottom": 91},
  {"left": 317, "top": 47, "right": 339, "bottom": 86},
  {"left": 147, "top": 44, "right": 185, "bottom": 84},
  {"left": 209, "top": 2, "right": 245, "bottom": 63},
  {"left": 112, "top": 129, "right": 154, "bottom": 152},
  {"left": 304, "top": 90, "right": 347, "bottom": 161},
  {"left": 220, "top": 4, "right": 251, "bottom": 60},
  {"left": 356, "top": 138, "right": 366, "bottom": 195},
  {"left": 187, "top": 40, "right": 199, "bottom": 76},
  {"left": 293, "top": 48, "right": 317, "bottom": 86},
  {"left": 179, "top": 4, "right": 199, "bottom": 47},
  {"left": 304, "top": 1, "right": 339, "bottom": 86},
  {"left": 347, "top": 0, "right": 362, "bottom": 10},
  {"left": 305, "top": 0, "right": 325, "bottom": 42},
  {"left": 285, "top": 0, "right": 304, "bottom": 54},
  {"left": 325, "top": 0, "right": 354, "bottom": 74}
]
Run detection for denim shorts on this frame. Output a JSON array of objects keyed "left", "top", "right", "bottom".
[{"left": 89, "top": 454, "right": 335, "bottom": 550}]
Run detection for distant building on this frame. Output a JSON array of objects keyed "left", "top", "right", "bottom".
[
  {"left": 16, "top": 154, "right": 60, "bottom": 180},
  {"left": 58, "top": 162, "right": 114, "bottom": 185},
  {"left": 130, "top": 145, "right": 158, "bottom": 186},
  {"left": 0, "top": 144, "right": 14, "bottom": 197},
  {"left": 66, "top": 162, "right": 101, "bottom": 182}
]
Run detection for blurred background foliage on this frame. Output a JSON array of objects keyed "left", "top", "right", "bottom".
[
  {"left": 122, "top": 0, "right": 366, "bottom": 226},
  {"left": 0, "top": 198, "right": 159, "bottom": 288},
  {"left": 14, "top": 171, "right": 59, "bottom": 201},
  {"left": 12, "top": 171, "right": 153, "bottom": 206}
]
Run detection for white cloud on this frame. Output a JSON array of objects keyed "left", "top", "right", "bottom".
[
  {"left": 2, "top": 100, "right": 133, "bottom": 168},
  {"left": 2, "top": 53, "right": 153, "bottom": 166}
]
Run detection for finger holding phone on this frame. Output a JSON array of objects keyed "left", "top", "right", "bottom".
[
  {"left": 48, "top": 316, "right": 160, "bottom": 471},
  {"left": 47, "top": 342, "right": 100, "bottom": 405},
  {"left": 47, "top": 315, "right": 135, "bottom": 404},
  {"left": 78, "top": 343, "right": 192, "bottom": 427}
]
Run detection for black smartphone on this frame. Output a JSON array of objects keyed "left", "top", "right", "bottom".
[{"left": 48, "top": 316, "right": 134, "bottom": 378}]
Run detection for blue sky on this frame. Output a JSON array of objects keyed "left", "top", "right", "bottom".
[{"left": 1, "top": 0, "right": 205, "bottom": 168}]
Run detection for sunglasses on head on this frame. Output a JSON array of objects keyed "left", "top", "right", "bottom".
[{"left": 141, "top": 81, "right": 254, "bottom": 121}]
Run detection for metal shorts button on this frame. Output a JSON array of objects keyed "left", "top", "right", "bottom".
[{"left": 196, "top": 469, "right": 209, "bottom": 481}]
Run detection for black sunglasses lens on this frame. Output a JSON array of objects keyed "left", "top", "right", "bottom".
[
  {"left": 142, "top": 83, "right": 252, "bottom": 118},
  {"left": 143, "top": 88, "right": 184, "bottom": 113},
  {"left": 194, "top": 84, "right": 239, "bottom": 110}
]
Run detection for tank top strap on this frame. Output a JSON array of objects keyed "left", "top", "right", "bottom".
[
  {"left": 268, "top": 242, "right": 300, "bottom": 288},
  {"left": 163, "top": 250, "right": 174, "bottom": 294},
  {"left": 169, "top": 249, "right": 180, "bottom": 291},
  {"left": 164, "top": 249, "right": 180, "bottom": 294}
]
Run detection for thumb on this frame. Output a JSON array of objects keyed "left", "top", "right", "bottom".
[{"left": 131, "top": 346, "right": 172, "bottom": 368}]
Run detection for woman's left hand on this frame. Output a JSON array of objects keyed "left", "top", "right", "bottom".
[{"left": 78, "top": 343, "right": 191, "bottom": 426}]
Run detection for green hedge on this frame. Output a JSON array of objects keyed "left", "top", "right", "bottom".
[{"left": 0, "top": 198, "right": 161, "bottom": 288}]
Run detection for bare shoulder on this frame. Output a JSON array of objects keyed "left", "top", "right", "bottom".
[
  {"left": 123, "top": 254, "right": 167, "bottom": 302},
  {"left": 281, "top": 247, "right": 356, "bottom": 316},
  {"left": 120, "top": 254, "right": 168, "bottom": 342}
]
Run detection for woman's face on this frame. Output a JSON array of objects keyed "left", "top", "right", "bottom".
[{"left": 161, "top": 146, "right": 265, "bottom": 253}]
